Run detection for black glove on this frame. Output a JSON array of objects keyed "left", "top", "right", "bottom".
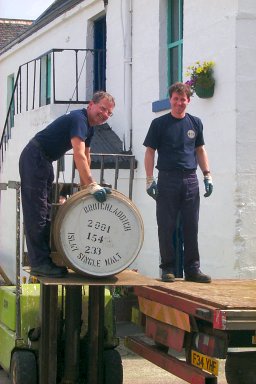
[
  {"left": 146, "top": 176, "right": 158, "bottom": 200},
  {"left": 204, "top": 175, "right": 213, "bottom": 197},
  {"left": 81, "top": 182, "right": 112, "bottom": 202}
]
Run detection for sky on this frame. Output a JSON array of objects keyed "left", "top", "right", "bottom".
[{"left": 0, "top": 0, "right": 54, "bottom": 20}]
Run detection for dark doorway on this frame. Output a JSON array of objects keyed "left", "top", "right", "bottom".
[{"left": 94, "top": 16, "right": 106, "bottom": 91}]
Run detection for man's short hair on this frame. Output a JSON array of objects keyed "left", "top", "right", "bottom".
[
  {"left": 92, "top": 91, "right": 115, "bottom": 106},
  {"left": 168, "top": 82, "right": 192, "bottom": 98}
]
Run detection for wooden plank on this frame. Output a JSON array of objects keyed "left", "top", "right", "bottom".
[
  {"left": 151, "top": 279, "right": 256, "bottom": 310},
  {"left": 35, "top": 270, "right": 165, "bottom": 286},
  {"left": 33, "top": 271, "right": 256, "bottom": 309}
]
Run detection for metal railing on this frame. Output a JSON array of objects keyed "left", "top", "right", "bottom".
[
  {"left": 0, "top": 48, "right": 105, "bottom": 170},
  {"left": 54, "top": 152, "right": 136, "bottom": 202}
]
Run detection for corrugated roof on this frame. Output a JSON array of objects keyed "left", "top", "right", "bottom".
[
  {"left": 0, "top": 19, "right": 33, "bottom": 50},
  {"left": 0, "top": 0, "right": 85, "bottom": 55}
]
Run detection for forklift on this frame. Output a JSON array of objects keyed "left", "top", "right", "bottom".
[{"left": 0, "top": 152, "right": 139, "bottom": 384}]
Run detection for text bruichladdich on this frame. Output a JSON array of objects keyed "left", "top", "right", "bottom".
[
  {"left": 66, "top": 202, "right": 134, "bottom": 268},
  {"left": 83, "top": 202, "right": 132, "bottom": 232}
]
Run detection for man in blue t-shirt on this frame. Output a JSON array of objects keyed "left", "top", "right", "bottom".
[
  {"left": 143, "top": 82, "right": 213, "bottom": 283},
  {"left": 19, "top": 91, "right": 115, "bottom": 277}
]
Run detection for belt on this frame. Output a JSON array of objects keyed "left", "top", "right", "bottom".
[
  {"left": 30, "top": 138, "right": 53, "bottom": 162},
  {"left": 159, "top": 169, "right": 196, "bottom": 175}
]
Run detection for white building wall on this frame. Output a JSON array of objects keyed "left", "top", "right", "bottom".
[
  {"left": 183, "top": 0, "right": 238, "bottom": 278},
  {"left": 235, "top": 0, "right": 256, "bottom": 277},
  {"left": 1, "top": 0, "right": 256, "bottom": 282},
  {"left": 183, "top": 0, "right": 256, "bottom": 278}
]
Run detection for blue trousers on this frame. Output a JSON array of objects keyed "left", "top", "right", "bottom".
[
  {"left": 156, "top": 170, "right": 200, "bottom": 275},
  {"left": 19, "top": 141, "right": 54, "bottom": 267}
]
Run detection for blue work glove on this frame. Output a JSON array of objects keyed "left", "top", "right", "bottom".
[
  {"left": 146, "top": 176, "right": 158, "bottom": 200},
  {"left": 81, "top": 182, "right": 112, "bottom": 202},
  {"left": 203, "top": 175, "right": 213, "bottom": 197}
]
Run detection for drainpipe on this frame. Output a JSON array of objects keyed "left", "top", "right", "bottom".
[{"left": 123, "top": 0, "right": 133, "bottom": 152}]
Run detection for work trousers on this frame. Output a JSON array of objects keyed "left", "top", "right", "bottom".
[
  {"left": 156, "top": 169, "right": 200, "bottom": 275},
  {"left": 19, "top": 141, "right": 54, "bottom": 267}
]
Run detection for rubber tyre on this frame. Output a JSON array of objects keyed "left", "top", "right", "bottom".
[
  {"left": 10, "top": 350, "right": 37, "bottom": 384},
  {"left": 225, "top": 351, "right": 256, "bottom": 384},
  {"left": 103, "top": 349, "right": 123, "bottom": 384}
]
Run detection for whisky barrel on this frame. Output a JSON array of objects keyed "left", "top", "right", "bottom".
[{"left": 53, "top": 189, "right": 144, "bottom": 277}]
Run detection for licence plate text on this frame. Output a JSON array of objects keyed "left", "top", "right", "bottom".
[{"left": 191, "top": 350, "right": 219, "bottom": 376}]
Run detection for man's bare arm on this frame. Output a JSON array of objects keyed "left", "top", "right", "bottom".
[
  {"left": 71, "top": 136, "right": 93, "bottom": 186},
  {"left": 144, "top": 147, "right": 156, "bottom": 177}
]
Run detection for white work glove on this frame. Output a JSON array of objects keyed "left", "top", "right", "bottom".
[
  {"left": 146, "top": 176, "right": 158, "bottom": 200},
  {"left": 81, "top": 182, "right": 111, "bottom": 202}
]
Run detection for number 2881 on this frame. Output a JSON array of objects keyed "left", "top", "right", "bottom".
[{"left": 87, "top": 220, "right": 111, "bottom": 233}]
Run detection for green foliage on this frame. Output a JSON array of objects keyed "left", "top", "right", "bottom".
[{"left": 185, "top": 61, "right": 215, "bottom": 93}]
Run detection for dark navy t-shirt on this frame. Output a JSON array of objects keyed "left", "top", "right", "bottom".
[
  {"left": 34, "top": 109, "right": 94, "bottom": 161},
  {"left": 143, "top": 112, "right": 205, "bottom": 171}
]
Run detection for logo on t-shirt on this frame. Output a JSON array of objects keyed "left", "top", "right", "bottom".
[{"left": 187, "top": 130, "right": 195, "bottom": 139}]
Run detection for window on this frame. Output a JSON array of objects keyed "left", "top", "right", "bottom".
[
  {"left": 167, "top": 0, "right": 183, "bottom": 85},
  {"left": 40, "top": 53, "right": 51, "bottom": 106}
]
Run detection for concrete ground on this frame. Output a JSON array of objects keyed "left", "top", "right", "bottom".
[
  {"left": 0, "top": 341, "right": 227, "bottom": 384},
  {"left": 0, "top": 353, "right": 227, "bottom": 384}
]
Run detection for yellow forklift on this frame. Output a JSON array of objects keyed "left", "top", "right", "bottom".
[{"left": 0, "top": 152, "right": 139, "bottom": 384}]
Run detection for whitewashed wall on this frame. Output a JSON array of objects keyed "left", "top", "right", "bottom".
[
  {"left": 1, "top": 0, "right": 256, "bottom": 282},
  {"left": 183, "top": 0, "right": 256, "bottom": 278},
  {"left": 183, "top": 0, "right": 238, "bottom": 278},
  {"left": 235, "top": 0, "right": 256, "bottom": 277}
]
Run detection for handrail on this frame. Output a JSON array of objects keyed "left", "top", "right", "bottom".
[
  {"left": 55, "top": 152, "right": 136, "bottom": 202},
  {"left": 0, "top": 48, "right": 106, "bottom": 170},
  {"left": 91, "top": 153, "right": 135, "bottom": 200},
  {"left": 0, "top": 67, "right": 21, "bottom": 166}
]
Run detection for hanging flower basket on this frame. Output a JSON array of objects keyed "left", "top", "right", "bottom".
[
  {"left": 185, "top": 61, "right": 215, "bottom": 99},
  {"left": 194, "top": 80, "right": 215, "bottom": 99}
]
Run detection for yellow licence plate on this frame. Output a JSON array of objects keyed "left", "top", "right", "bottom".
[{"left": 191, "top": 350, "right": 219, "bottom": 376}]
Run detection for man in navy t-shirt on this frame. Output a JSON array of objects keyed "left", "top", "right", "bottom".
[
  {"left": 19, "top": 91, "right": 115, "bottom": 277},
  {"left": 143, "top": 82, "right": 213, "bottom": 283}
]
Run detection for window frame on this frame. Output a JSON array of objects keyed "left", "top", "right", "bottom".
[
  {"left": 40, "top": 53, "right": 51, "bottom": 106},
  {"left": 167, "top": 0, "right": 183, "bottom": 85}
]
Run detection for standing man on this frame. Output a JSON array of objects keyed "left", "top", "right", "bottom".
[
  {"left": 143, "top": 82, "right": 213, "bottom": 283},
  {"left": 19, "top": 91, "right": 115, "bottom": 278}
]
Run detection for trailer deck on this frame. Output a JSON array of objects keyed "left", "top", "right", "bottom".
[
  {"left": 156, "top": 279, "right": 256, "bottom": 309},
  {"left": 125, "top": 278, "right": 256, "bottom": 384}
]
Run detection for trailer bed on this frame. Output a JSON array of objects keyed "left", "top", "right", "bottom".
[
  {"left": 134, "top": 279, "right": 256, "bottom": 331},
  {"left": 157, "top": 279, "right": 256, "bottom": 310},
  {"left": 127, "top": 279, "right": 256, "bottom": 384}
]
